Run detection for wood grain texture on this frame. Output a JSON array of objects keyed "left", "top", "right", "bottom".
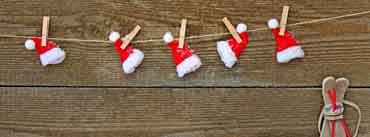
[
  {"left": 0, "top": 87, "right": 368, "bottom": 137},
  {"left": 1, "top": 1, "right": 370, "bottom": 136},
  {"left": 0, "top": 0, "right": 370, "bottom": 87}
]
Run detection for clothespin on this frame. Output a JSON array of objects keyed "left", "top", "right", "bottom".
[
  {"left": 41, "top": 16, "right": 50, "bottom": 47},
  {"left": 120, "top": 25, "right": 141, "bottom": 50},
  {"left": 178, "top": 19, "right": 187, "bottom": 49},
  {"left": 279, "top": 6, "right": 290, "bottom": 36},
  {"left": 222, "top": 17, "right": 242, "bottom": 43}
]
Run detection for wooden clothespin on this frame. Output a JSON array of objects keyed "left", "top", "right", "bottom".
[
  {"left": 120, "top": 25, "right": 141, "bottom": 50},
  {"left": 178, "top": 19, "right": 187, "bottom": 49},
  {"left": 41, "top": 16, "right": 50, "bottom": 47},
  {"left": 279, "top": 6, "right": 290, "bottom": 36},
  {"left": 222, "top": 17, "right": 242, "bottom": 43}
]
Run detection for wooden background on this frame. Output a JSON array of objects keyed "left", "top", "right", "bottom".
[{"left": 0, "top": 0, "right": 369, "bottom": 136}]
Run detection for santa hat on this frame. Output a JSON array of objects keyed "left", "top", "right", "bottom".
[
  {"left": 24, "top": 38, "right": 66, "bottom": 66},
  {"left": 217, "top": 23, "right": 248, "bottom": 68},
  {"left": 109, "top": 32, "right": 144, "bottom": 74},
  {"left": 163, "top": 32, "right": 202, "bottom": 78},
  {"left": 268, "top": 18, "right": 304, "bottom": 63}
]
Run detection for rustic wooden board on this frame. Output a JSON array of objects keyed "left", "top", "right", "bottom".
[
  {"left": 0, "top": 0, "right": 370, "bottom": 87},
  {"left": 1, "top": 1, "right": 369, "bottom": 137},
  {"left": 0, "top": 87, "right": 368, "bottom": 137}
]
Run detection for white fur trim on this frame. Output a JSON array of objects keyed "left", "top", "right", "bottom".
[
  {"left": 163, "top": 32, "right": 174, "bottom": 44},
  {"left": 122, "top": 49, "right": 144, "bottom": 74},
  {"left": 176, "top": 55, "right": 202, "bottom": 78},
  {"left": 25, "top": 39, "right": 35, "bottom": 50},
  {"left": 236, "top": 23, "right": 247, "bottom": 33},
  {"left": 277, "top": 46, "right": 305, "bottom": 63},
  {"left": 217, "top": 41, "right": 237, "bottom": 68},
  {"left": 268, "top": 18, "right": 279, "bottom": 29},
  {"left": 109, "top": 31, "right": 121, "bottom": 42},
  {"left": 40, "top": 47, "right": 66, "bottom": 66}
]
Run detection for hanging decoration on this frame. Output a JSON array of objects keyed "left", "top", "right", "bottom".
[
  {"left": 217, "top": 17, "right": 248, "bottom": 68},
  {"left": 0, "top": 7, "right": 367, "bottom": 76},
  {"left": 163, "top": 19, "right": 202, "bottom": 78},
  {"left": 108, "top": 25, "right": 144, "bottom": 74},
  {"left": 24, "top": 16, "right": 66, "bottom": 66},
  {"left": 268, "top": 6, "right": 304, "bottom": 63}
]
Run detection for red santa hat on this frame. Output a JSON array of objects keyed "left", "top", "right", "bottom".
[
  {"left": 109, "top": 32, "right": 144, "bottom": 74},
  {"left": 268, "top": 18, "right": 304, "bottom": 63},
  {"left": 217, "top": 23, "right": 248, "bottom": 68},
  {"left": 24, "top": 38, "right": 66, "bottom": 66},
  {"left": 163, "top": 32, "right": 202, "bottom": 78}
]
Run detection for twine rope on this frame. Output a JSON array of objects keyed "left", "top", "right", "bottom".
[{"left": 0, "top": 10, "right": 370, "bottom": 44}]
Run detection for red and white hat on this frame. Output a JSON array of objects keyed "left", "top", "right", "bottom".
[
  {"left": 217, "top": 23, "right": 248, "bottom": 68},
  {"left": 268, "top": 18, "right": 304, "bottom": 63},
  {"left": 109, "top": 32, "right": 144, "bottom": 74},
  {"left": 163, "top": 32, "right": 202, "bottom": 78},
  {"left": 24, "top": 38, "right": 66, "bottom": 66}
]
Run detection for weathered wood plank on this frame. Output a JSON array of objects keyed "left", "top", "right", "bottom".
[
  {"left": 1, "top": 0, "right": 370, "bottom": 87},
  {"left": 0, "top": 87, "right": 368, "bottom": 137}
]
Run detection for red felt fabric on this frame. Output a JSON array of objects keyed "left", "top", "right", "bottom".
[
  {"left": 271, "top": 28, "right": 299, "bottom": 52},
  {"left": 31, "top": 38, "right": 57, "bottom": 55},
  {"left": 114, "top": 39, "right": 134, "bottom": 62},
  {"left": 227, "top": 32, "right": 248, "bottom": 59},
  {"left": 167, "top": 40, "right": 194, "bottom": 65}
]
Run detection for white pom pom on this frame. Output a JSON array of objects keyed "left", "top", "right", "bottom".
[
  {"left": 109, "top": 31, "right": 121, "bottom": 42},
  {"left": 236, "top": 23, "right": 247, "bottom": 33},
  {"left": 268, "top": 18, "right": 279, "bottom": 29},
  {"left": 163, "top": 32, "right": 174, "bottom": 44},
  {"left": 25, "top": 39, "right": 35, "bottom": 50}
]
